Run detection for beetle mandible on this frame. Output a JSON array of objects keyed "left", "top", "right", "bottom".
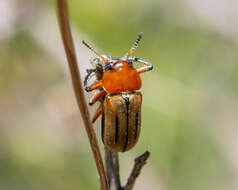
[{"left": 83, "top": 32, "right": 153, "bottom": 152}]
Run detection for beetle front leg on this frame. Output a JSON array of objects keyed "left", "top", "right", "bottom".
[
  {"left": 84, "top": 69, "right": 96, "bottom": 87},
  {"left": 128, "top": 57, "right": 153, "bottom": 74},
  {"left": 89, "top": 90, "right": 106, "bottom": 106},
  {"left": 136, "top": 66, "right": 152, "bottom": 74},
  {"left": 85, "top": 80, "right": 103, "bottom": 92}
]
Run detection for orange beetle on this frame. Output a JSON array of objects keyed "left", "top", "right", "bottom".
[{"left": 83, "top": 33, "right": 153, "bottom": 152}]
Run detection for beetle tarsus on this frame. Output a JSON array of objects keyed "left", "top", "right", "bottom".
[{"left": 85, "top": 87, "right": 91, "bottom": 92}]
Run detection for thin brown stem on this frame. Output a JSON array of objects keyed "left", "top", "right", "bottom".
[
  {"left": 105, "top": 150, "right": 150, "bottom": 190},
  {"left": 124, "top": 151, "right": 150, "bottom": 190},
  {"left": 105, "top": 148, "right": 122, "bottom": 190},
  {"left": 56, "top": 1, "right": 109, "bottom": 190}
]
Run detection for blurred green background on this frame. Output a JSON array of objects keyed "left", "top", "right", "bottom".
[{"left": 1, "top": 0, "right": 238, "bottom": 189}]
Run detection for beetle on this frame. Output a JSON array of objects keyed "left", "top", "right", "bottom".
[{"left": 83, "top": 32, "right": 153, "bottom": 152}]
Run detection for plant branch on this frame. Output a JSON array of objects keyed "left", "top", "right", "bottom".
[
  {"left": 105, "top": 148, "right": 122, "bottom": 190},
  {"left": 105, "top": 150, "right": 150, "bottom": 190},
  {"left": 56, "top": 1, "right": 109, "bottom": 190},
  {"left": 123, "top": 151, "right": 150, "bottom": 190}
]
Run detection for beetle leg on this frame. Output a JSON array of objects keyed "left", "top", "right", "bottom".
[
  {"left": 136, "top": 67, "right": 151, "bottom": 74},
  {"left": 84, "top": 69, "right": 96, "bottom": 86},
  {"left": 128, "top": 58, "right": 153, "bottom": 74},
  {"left": 90, "top": 59, "right": 97, "bottom": 69},
  {"left": 85, "top": 80, "right": 103, "bottom": 92},
  {"left": 92, "top": 104, "right": 102, "bottom": 123},
  {"left": 89, "top": 90, "right": 106, "bottom": 106}
]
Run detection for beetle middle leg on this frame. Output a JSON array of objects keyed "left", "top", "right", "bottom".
[{"left": 89, "top": 90, "right": 106, "bottom": 106}]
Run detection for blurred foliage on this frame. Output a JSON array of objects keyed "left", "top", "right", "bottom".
[
  {"left": 69, "top": 0, "right": 238, "bottom": 94},
  {"left": 68, "top": 1, "right": 236, "bottom": 188},
  {"left": 1, "top": 0, "right": 237, "bottom": 190},
  {"left": 0, "top": 31, "right": 63, "bottom": 97}
]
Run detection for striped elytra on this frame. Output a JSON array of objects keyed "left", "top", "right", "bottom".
[{"left": 101, "top": 92, "right": 142, "bottom": 152}]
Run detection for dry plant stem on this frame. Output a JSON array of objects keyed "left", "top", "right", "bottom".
[
  {"left": 123, "top": 151, "right": 150, "bottom": 190},
  {"left": 105, "top": 150, "right": 150, "bottom": 190},
  {"left": 105, "top": 147, "right": 122, "bottom": 190},
  {"left": 56, "top": 1, "right": 109, "bottom": 190}
]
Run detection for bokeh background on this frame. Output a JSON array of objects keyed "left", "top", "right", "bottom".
[{"left": 1, "top": 0, "right": 238, "bottom": 189}]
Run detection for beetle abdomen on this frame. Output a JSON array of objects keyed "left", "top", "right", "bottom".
[{"left": 102, "top": 92, "right": 142, "bottom": 152}]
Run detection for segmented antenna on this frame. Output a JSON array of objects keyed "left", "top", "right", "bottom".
[
  {"left": 124, "top": 32, "right": 143, "bottom": 60},
  {"left": 82, "top": 41, "right": 109, "bottom": 63}
]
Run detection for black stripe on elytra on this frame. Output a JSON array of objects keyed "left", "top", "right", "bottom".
[
  {"left": 135, "top": 112, "right": 139, "bottom": 139},
  {"left": 101, "top": 112, "right": 105, "bottom": 143},
  {"left": 115, "top": 116, "right": 119, "bottom": 144},
  {"left": 123, "top": 99, "right": 130, "bottom": 152}
]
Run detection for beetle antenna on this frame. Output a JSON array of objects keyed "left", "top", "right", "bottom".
[
  {"left": 82, "top": 40, "right": 109, "bottom": 63},
  {"left": 123, "top": 32, "right": 143, "bottom": 60}
]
